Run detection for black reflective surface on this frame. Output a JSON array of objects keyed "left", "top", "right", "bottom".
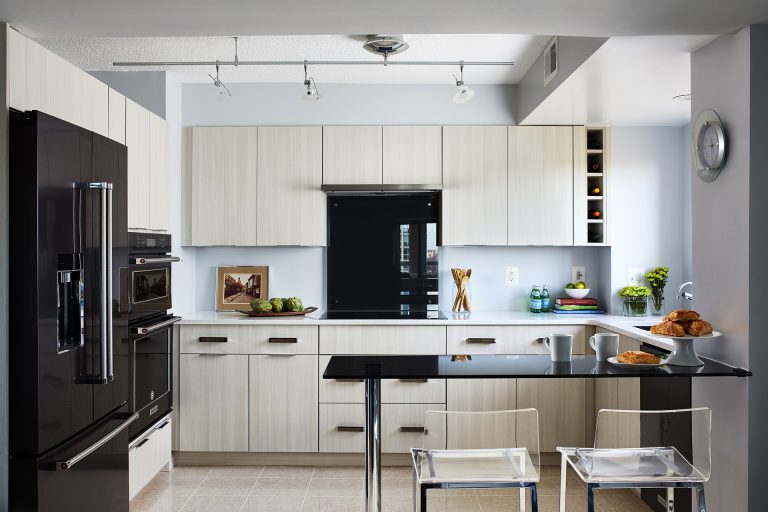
[
  {"left": 323, "top": 354, "right": 751, "bottom": 380},
  {"left": 322, "top": 310, "right": 448, "bottom": 320}
]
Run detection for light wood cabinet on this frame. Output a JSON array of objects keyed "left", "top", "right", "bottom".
[
  {"left": 442, "top": 126, "right": 508, "bottom": 245},
  {"left": 322, "top": 126, "right": 382, "bottom": 184},
  {"left": 179, "top": 325, "right": 318, "bottom": 355},
  {"left": 257, "top": 127, "right": 325, "bottom": 246},
  {"left": 319, "top": 404, "right": 365, "bottom": 453},
  {"left": 517, "top": 379, "right": 586, "bottom": 451},
  {"left": 382, "top": 126, "right": 442, "bottom": 185},
  {"left": 382, "top": 404, "right": 443, "bottom": 453},
  {"left": 508, "top": 126, "right": 574, "bottom": 246},
  {"left": 125, "top": 99, "right": 150, "bottom": 230},
  {"left": 129, "top": 417, "right": 171, "bottom": 500},
  {"left": 108, "top": 89, "right": 126, "bottom": 144},
  {"left": 179, "top": 354, "right": 248, "bottom": 452},
  {"left": 447, "top": 325, "right": 585, "bottom": 355},
  {"left": 446, "top": 379, "right": 517, "bottom": 449},
  {"left": 319, "top": 325, "right": 445, "bottom": 355},
  {"left": 249, "top": 355, "right": 318, "bottom": 452},
  {"left": 148, "top": 112, "right": 168, "bottom": 231},
  {"left": 189, "top": 127, "right": 258, "bottom": 245}
]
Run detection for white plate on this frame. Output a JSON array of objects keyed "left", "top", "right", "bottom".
[
  {"left": 607, "top": 356, "right": 669, "bottom": 368},
  {"left": 648, "top": 330, "right": 721, "bottom": 340}
]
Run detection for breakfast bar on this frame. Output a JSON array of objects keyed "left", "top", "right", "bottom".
[{"left": 323, "top": 353, "right": 752, "bottom": 512}]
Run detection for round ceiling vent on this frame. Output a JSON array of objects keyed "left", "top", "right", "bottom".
[{"left": 362, "top": 35, "right": 409, "bottom": 56}]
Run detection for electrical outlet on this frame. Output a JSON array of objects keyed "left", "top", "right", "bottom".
[
  {"left": 628, "top": 268, "right": 646, "bottom": 286},
  {"left": 572, "top": 266, "right": 586, "bottom": 284},
  {"left": 505, "top": 267, "right": 519, "bottom": 286}
]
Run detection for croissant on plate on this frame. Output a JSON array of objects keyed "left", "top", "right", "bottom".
[{"left": 650, "top": 320, "right": 685, "bottom": 337}]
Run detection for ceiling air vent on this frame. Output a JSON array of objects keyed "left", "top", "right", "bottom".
[
  {"left": 544, "top": 36, "right": 559, "bottom": 86},
  {"left": 362, "top": 35, "right": 409, "bottom": 57}
]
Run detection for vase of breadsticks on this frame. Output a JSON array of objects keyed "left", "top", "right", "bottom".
[{"left": 451, "top": 268, "right": 472, "bottom": 313}]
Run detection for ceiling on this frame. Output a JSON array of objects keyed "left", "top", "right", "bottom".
[
  {"left": 2, "top": 0, "right": 767, "bottom": 37},
  {"left": 38, "top": 34, "right": 550, "bottom": 84},
  {"left": 521, "top": 36, "right": 715, "bottom": 126}
]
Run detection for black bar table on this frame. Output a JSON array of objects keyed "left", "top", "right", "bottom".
[{"left": 323, "top": 354, "right": 751, "bottom": 512}]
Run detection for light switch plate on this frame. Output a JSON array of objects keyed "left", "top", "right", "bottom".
[
  {"left": 572, "top": 266, "right": 586, "bottom": 284},
  {"left": 505, "top": 267, "right": 519, "bottom": 286},
  {"left": 628, "top": 268, "right": 646, "bottom": 286}
]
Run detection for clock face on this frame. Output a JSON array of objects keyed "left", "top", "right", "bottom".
[
  {"left": 693, "top": 109, "right": 726, "bottom": 182},
  {"left": 700, "top": 124, "right": 721, "bottom": 167}
]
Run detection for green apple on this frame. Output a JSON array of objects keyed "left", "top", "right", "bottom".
[
  {"left": 566, "top": 283, "right": 576, "bottom": 289},
  {"left": 575, "top": 281, "right": 587, "bottom": 289}
]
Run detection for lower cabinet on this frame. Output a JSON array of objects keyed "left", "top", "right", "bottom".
[
  {"left": 517, "top": 379, "right": 586, "bottom": 451},
  {"left": 249, "top": 355, "right": 318, "bottom": 452},
  {"left": 179, "top": 354, "right": 249, "bottom": 452},
  {"left": 129, "top": 416, "right": 172, "bottom": 500}
]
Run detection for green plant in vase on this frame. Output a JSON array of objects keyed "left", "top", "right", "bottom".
[
  {"left": 645, "top": 267, "right": 670, "bottom": 316},
  {"left": 619, "top": 285, "right": 651, "bottom": 317}
]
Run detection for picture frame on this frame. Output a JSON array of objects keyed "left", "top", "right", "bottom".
[{"left": 215, "top": 266, "right": 269, "bottom": 311}]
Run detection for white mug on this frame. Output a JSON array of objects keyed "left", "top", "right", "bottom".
[
  {"left": 544, "top": 334, "right": 573, "bottom": 362},
  {"left": 590, "top": 333, "right": 620, "bottom": 362}
]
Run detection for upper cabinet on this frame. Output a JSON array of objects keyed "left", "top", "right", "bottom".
[
  {"left": 148, "top": 113, "right": 169, "bottom": 231},
  {"left": 108, "top": 89, "right": 126, "bottom": 144},
  {"left": 442, "top": 126, "right": 508, "bottom": 246},
  {"left": 126, "top": 99, "right": 151, "bottom": 230},
  {"left": 322, "top": 126, "right": 382, "bottom": 184},
  {"left": 188, "top": 127, "right": 259, "bottom": 246},
  {"left": 508, "top": 126, "right": 574, "bottom": 246},
  {"left": 257, "top": 127, "right": 325, "bottom": 246},
  {"left": 382, "top": 126, "right": 442, "bottom": 185}
]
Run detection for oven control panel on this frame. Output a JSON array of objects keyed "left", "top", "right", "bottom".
[{"left": 129, "top": 232, "right": 171, "bottom": 253}]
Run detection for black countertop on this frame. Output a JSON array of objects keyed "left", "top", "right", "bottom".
[{"left": 323, "top": 354, "right": 751, "bottom": 380}]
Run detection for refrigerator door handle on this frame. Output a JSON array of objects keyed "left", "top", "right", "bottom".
[{"left": 54, "top": 412, "right": 138, "bottom": 471}]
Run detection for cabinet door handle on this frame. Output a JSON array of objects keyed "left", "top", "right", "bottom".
[
  {"left": 536, "top": 337, "right": 546, "bottom": 344},
  {"left": 399, "top": 378, "right": 428, "bottom": 383},
  {"left": 466, "top": 337, "right": 496, "bottom": 344},
  {"left": 399, "top": 426, "right": 427, "bottom": 434},
  {"left": 336, "top": 426, "right": 364, "bottom": 432},
  {"left": 336, "top": 379, "right": 364, "bottom": 383},
  {"left": 269, "top": 337, "right": 298, "bottom": 344},
  {"left": 199, "top": 336, "right": 227, "bottom": 343}
]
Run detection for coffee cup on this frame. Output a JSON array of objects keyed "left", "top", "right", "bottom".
[
  {"left": 590, "top": 333, "right": 620, "bottom": 362},
  {"left": 544, "top": 334, "right": 573, "bottom": 362}
]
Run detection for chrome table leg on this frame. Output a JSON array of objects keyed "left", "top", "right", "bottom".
[{"left": 365, "top": 377, "right": 382, "bottom": 512}]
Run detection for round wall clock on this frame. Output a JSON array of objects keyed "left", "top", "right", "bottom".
[{"left": 692, "top": 109, "right": 727, "bottom": 182}]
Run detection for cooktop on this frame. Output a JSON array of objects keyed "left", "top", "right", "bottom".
[{"left": 321, "top": 310, "right": 447, "bottom": 320}]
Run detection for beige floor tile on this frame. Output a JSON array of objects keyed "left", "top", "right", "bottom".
[
  {"left": 194, "top": 477, "right": 257, "bottom": 496},
  {"left": 421, "top": 494, "right": 482, "bottom": 511},
  {"left": 307, "top": 478, "right": 364, "bottom": 497},
  {"left": 250, "top": 477, "right": 311, "bottom": 496},
  {"left": 243, "top": 495, "right": 306, "bottom": 512},
  {"left": 594, "top": 489, "right": 652, "bottom": 512},
  {"left": 170, "top": 466, "right": 214, "bottom": 478},
  {"left": 179, "top": 495, "right": 246, "bottom": 512},
  {"left": 471, "top": 477, "right": 582, "bottom": 497},
  {"left": 301, "top": 496, "right": 363, "bottom": 512},
  {"left": 130, "top": 490, "right": 189, "bottom": 512},
  {"left": 382, "top": 478, "right": 414, "bottom": 498},
  {"left": 312, "top": 466, "right": 365, "bottom": 479},
  {"left": 139, "top": 474, "right": 206, "bottom": 497},
  {"left": 381, "top": 496, "right": 414, "bottom": 512},
  {"left": 209, "top": 466, "right": 264, "bottom": 478},
  {"left": 260, "top": 466, "right": 316, "bottom": 479},
  {"left": 476, "top": 494, "right": 543, "bottom": 512}
]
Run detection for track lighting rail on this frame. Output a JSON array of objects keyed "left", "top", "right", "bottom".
[{"left": 113, "top": 60, "right": 514, "bottom": 67}]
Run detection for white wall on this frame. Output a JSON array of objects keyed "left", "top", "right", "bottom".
[{"left": 607, "top": 127, "right": 686, "bottom": 314}]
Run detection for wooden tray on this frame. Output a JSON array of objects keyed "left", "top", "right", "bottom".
[{"left": 235, "top": 306, "right": 318, "bottom": 317}]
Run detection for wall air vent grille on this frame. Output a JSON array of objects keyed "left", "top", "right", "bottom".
[{"left": 544, "top": 36, "right": 559, "bottom": 86}]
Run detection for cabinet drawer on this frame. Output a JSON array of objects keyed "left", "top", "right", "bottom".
[
  {"left": 382, "top": 404, "right": 444, "bottom": 454},
  {"left": 319, "top": 404, "right": 365, "bottom": 453},
  {"left": 179, "top": 325, "right": 318, "bottom": 354},
  {"left": 447, "top": 325, "right": 585, "bottom": 354},
  {"left": 319, "top": 326, "right": 445, "bottom": 354},
  {"left": 129, "top": 416, "right": 171, "bottom": 500},
  {"left": 319, "top": 356, "right": 446, "bottom": 404}
]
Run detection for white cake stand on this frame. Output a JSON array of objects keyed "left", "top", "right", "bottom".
[{"left": 650, "top": 331, "right": 721, "bottom": 366}]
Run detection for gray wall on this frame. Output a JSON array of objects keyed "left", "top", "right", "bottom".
[
  {"left": 90, "top": 70, "right": 167, "bottom": 118},
  {"left": 516, "top": 36, "right": 607, "bottom": 123},
  {"left": 182, "top": 83, "right": 517, "bottom": 126}
]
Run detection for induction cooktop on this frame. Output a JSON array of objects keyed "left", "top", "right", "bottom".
[{"left": 321, "top": 310, "right": 447, "bottom": 320}]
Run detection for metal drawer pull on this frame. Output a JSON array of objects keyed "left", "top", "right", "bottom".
[
  {"left": 132, "top": 316, "right": 181, "bottom": 336},
  {"left": 337, "top": 426, "right": 365, "bottom": 432},
  {"left": 199, "top": 336, "right": 227, "bottom": 343},
  {"left": 336, "top": 379, "right": 364, "bottom": 383},
  {"left": 535, "top": 337, "right": 546, "bottom": 344},
  {"left": 157, "top": 420, "right": 170, "bottom": 430},
  {"left": 399, "top": 426, "right": 427, "bottom": 434},
  {"left": 399, "top": 378, "right": 428, "bottom": 383},
  {"left": 466, "top": 337, "right": 496, "bottom": 344},
  {"left": 269, "top": 337, "right": 298, "bottom": 344},
  {"left": 135, "top": 437, "right": 150, "bottom": 449},
  {"left": 55, "top": 413, "right": 138, "bottom": 471},
  {"left": 197, "top": 353, "right": 227, "bottom": 356}
]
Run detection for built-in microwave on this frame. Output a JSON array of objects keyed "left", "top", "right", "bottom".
[{"left": 127, "top": 233, "right": 178, "bottom": 316}]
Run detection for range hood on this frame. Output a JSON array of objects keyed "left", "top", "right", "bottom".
[{"left": 321, "top": 183, "right": 442, "bottom": 194}]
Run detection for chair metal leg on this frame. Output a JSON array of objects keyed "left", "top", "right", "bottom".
[
  {"left": 412, "top": 467, "right": 418, "bottom": 512},
  {"left": 420, "top": 484, "right": 428, "bottom": 512},
  {"left": 666, "top": 487, "right": 674, "bottom": 512},
  {"left": 586, "top": 483, "right": 596, "bottom": 512},
  {"left": 531, "top": 484, "right": 539, "bottom": 512},
  {"left": 696, "top": 483, "right": 707, "bottom": 512},
  {"left": 559, "top": 451, "right": 568, "bottom": 512},
  {"left": 519, "top": 487, "right": 525, "bottom": 512}
]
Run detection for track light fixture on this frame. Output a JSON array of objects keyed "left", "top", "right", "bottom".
[
  {"left": 302, "top": 61, "right": 320, "bottom": 101},
  {"left": 208, "top": 61, "right": 231, "bottom": 97},
  {"left": 452, "top": 61, "right": 475, "bottom": 104}
]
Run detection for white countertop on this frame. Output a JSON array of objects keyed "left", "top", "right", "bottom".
[{"left": 177, "top": 310, "right": 673, "bottom": 350}]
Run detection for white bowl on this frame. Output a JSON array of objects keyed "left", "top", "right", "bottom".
[{"left": 564, "top": 288, "right": 590, "bottom": 299}]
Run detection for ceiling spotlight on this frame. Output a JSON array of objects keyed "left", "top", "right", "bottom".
[
  {"left": 208, "top": 61, "right": 230, "bottom": 97},
  {"left": 452, "top": 61, "right": 475, "bottom": 104},
  {"left": 302, "top": 61, "right": 320, "bottom": 101},
  {"left": 362, "top": 35, "right": 409, "bottom": 57}
]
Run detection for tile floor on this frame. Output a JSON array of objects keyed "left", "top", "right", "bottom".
[{"left": 130, "top": 465, "right": 653, "bottom": 512}]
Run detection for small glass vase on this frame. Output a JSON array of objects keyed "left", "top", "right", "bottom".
[
  {"left": 622, "top": 297, "right": 648, "bottom": 317},
  {"left": 650, "top": 294, "right": 665, "bottom": 316}
]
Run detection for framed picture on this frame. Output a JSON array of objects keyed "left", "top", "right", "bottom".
[{"left": 215, "top": 266, "right": 269, "bottom": 311}]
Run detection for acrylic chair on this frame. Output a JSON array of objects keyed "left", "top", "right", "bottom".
[
  {"left": 557, "top": 408, "right": 712, "bottom": 512},
  {"left": 410, "top": 409, "right": 541, "bottom": 512}
]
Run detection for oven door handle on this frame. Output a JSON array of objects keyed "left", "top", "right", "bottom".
[
  {"left": 130, "top": 256, "right": 181, "bottom": 265},
  {"left": 131, "top": 316, "right": 181, "bottom": 336}
]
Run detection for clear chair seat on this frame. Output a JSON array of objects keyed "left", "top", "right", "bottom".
[
  {"left": 561, "top": 446, "right": 708, "bottom": 484},
  {"left": 412, "top": 448, "right": 539, "bottom": 484}
]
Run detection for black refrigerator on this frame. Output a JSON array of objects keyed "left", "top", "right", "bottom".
[{"left": 9, "top": 111, "right": 134, "bottom": 511}]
